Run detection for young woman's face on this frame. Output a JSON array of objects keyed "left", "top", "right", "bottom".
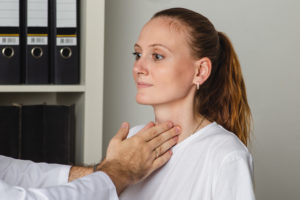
[{"left": 133, "top": 17, "right": 197, "bottom": 106}]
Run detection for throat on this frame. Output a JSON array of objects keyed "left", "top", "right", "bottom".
[
  {"left": 152, "top": 90, "right": 211, "bottom": 143},
  {"left": 153, "top": 106, "right": 207, "bottom": 143}
]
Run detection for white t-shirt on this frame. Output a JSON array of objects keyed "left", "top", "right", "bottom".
[
  {"left": 120, "top": 122, "right": 255, "bottom": 200},
  {"left": 0, "top": 155, "right": 118, "bottom": 200}
]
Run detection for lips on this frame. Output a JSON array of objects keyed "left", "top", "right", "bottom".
[{"left": 137, "top": 82, "right": 153, "bottom": 88}]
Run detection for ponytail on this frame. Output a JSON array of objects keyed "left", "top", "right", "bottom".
[
  {"left": 153, "top": 8, "right": 252, "bottom": 146},
  {"left": 197, "top": 32, "right": 252, "bottom": 146}
]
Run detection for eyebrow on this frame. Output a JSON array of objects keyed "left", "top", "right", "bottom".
[{"left": 134, "top": 43, "right": 172, "bottom": 53}]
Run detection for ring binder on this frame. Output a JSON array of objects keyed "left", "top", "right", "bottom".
[
  {"left": 0, "top": 106, "right": 20, "bottom": 159},
  {"left": 22, "top": 0, "right": 50, "bottom": 84},
  {"left": 21, "top": 104, "right": 75, "bottom": 164},
  {"left": 50, "top": 0, "right": 80, "bottom": 84},
  {"left": 0, "top": 0, "right": 21, "bottom": 84}
]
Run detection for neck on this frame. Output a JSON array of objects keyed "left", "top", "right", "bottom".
[{"left": 152, "top": 89, "right": 203, "bottom": 143}]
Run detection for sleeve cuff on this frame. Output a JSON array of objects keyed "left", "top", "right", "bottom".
[
  {"left": 55, "top": 165, "right": 72, "bottom": 185},
  {"left": 94, "top": 171, "right": 116, "bottom": 189}
]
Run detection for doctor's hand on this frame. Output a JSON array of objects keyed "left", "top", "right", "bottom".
[{"left": 98, "top": 121, "right": 181, "bottom": 194}]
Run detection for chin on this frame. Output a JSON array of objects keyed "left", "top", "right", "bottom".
[
  {"left": 136, "top": 95, "right": 153, "bottom": 105},
  {"left": 136, "top": 94, "right": 175, "bottom": 106}
]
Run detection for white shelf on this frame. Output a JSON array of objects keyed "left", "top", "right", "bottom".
[
  {"left": 0, "top": 0, "right": 105, "bottom": 165},
  {"left": 0, "top": 85, "right": 86, "bottom": 93}
]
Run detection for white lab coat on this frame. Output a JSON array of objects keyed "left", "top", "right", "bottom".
[{"left": 0, "top": 155, "right": 118, "bottom": 200}]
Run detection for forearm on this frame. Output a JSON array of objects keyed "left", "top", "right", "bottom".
[
  {"left": 68, "top": 166, "right": 93, "bottom": 182},
  {"left": 96, "top": 160, "right": 131, "bottom": 195},
  {"left": 68, "top": 160, "right": 130, "bottom": 194}
]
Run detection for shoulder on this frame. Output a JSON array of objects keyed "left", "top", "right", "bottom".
[
  {"left": 127, "top": 124, "right": 146, "bottom": 138},
  {"left": 203, "top": 122, "right": 249, "bottom": 151},
  {"left": 209, "top": 126, "right": 255, "bottom": 199},
  {"left": 193, "top": 122, "right": 252, "bottom": 163}
]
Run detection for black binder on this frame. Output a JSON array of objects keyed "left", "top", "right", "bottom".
[
  {"left": 21, "top": 0, "right": 49, "bottom": 84},
  {"left": 50, "top": 0, "right": 80, "bottom": 84},
  {"left": 21, "top": 105, "right": 44, "bottom": 162},
  {"left": 21, "top": 105, "right": 75, "bottom": 165},
  {"left": 0, "top": 106, "right": 20, "bottom": 158},
  {"left": 43, "top": 105, "right": 75, "bottom": 164},
  {"left": 0, "top": 0, "right": 21, "bottom": 84}
]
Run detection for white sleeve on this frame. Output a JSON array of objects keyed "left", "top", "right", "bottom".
[
  {"left": 0, "top": 155, "right": 70, "bottom": 188},
  {"left": 213, "top": 151, "right": 256, "bottom": 200},
  {"left": 0, "top": 171, "right": 118, "bottom": 200}
]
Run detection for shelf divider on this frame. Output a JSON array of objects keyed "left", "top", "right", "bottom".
[{"left": 0, "top": 85, "right": 86, "bottom": 93}]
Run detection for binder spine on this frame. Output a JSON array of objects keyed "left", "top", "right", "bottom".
[
  {"left": 20, "top": 0, "right": 27, "bottom": 84},
  {"left": 21, "top": 105, "right": 44, "bottom": 162},
  {"left": 15, "top": 104, "right": 22, "bottom": 159},
  {"left": 51, "top": 0, "right": 80, "bottom": 84},
  {"left": 43, "top": 105, "right": 75, "bottom": 164},
  {"left": 68, "top": 104, "right": 75, "bottom": 164},
  {"left": 0, "top": 30, "right": 21, "bottom": 84},
  {"left": 25, "top": 28, "right": 49, "bottom": 84},
  {"left": 49, "top": 0, "right": 56, "bottom": 84},
  {"left": 1, "top": 104, "right": 75, "bottom": 164},
  {"left": 0, "top": 106, "right": 20, "bottom": 158},
  {"left": 23, "top": 0, "right": 50, "bottom": 84},
  {"left": 0, "top": 0, "right": 21, "bottom": 84}
]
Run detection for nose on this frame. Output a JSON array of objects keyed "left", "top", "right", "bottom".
[{"left": 133, "top": 57, "right": 148, "bottom": 75}]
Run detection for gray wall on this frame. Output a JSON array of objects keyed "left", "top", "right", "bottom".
[{"left": 103, "top": 0, "right": 300, "bottom": 199}]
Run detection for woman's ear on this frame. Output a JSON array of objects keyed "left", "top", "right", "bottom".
[{"left": 192, "top": 57, "right": 212, "bottom": 87}]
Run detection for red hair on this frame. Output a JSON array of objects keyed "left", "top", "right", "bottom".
[{"left": 153, "top": 8, "right": 252, "bottom": 146}]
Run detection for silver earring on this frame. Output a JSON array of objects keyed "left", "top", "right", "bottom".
[{"left": 196, "top": 83, "right": 200, "bottom": 90}]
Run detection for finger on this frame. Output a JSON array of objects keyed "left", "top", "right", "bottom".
[
  {"left": 149, "top": 126, "right": 180, "bottom": 150},
  {"left": 135, "top": 121, "right": 155, "bottom": 137},
  {"left": 113, "top": 122, "right": 130, "bottom": 141},
  {"left": 141, "top": 121, "right": 174, "bottom": 141},
  {"left": 152, "top": 150, "right": 173, "bottom": 171},
  {"left": 154, "top": 136, "right": 178, "bottom": 158}
]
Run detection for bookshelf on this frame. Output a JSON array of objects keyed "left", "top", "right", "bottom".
[{"left": 0, "top": 1, "right": 105, "bottom": 165}]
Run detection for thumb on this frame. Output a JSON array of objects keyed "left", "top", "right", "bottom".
[{"left": 114, "top": 122, "right": 130, "bottom": 141}]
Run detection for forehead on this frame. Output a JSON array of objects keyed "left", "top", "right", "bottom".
[{"left": 136, "top": 17, "right": 190, "bottom": 51}]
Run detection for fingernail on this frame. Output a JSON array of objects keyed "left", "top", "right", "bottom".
[
  {"left": 168, "top": 122, "right": 173, "bottom": 128},
  {"left": 175, "top": 126, "right": 181, "bottom": 133},
  {"left": 121, "top": 122, "right": 128, "bottom": 128},
  {"left": 169, "top": 150, "right": 173, "bottom": 155}
]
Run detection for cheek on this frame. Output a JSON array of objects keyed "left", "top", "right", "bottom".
[
  {"left": 152, "top": 63, "right": 193, "bottom": 97},
  {"left": 134, "top": 59, "right": 194, "bottom": 105},
  {"left": 158, "top": 61, "right": 192, "bottom": 84}
]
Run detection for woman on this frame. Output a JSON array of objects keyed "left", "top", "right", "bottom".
[{"left": 120, "top": 7, "right": 255, "bottom": 200}]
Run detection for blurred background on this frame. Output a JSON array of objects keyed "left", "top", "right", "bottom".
[{"left": 103, "top": 0, "right": 300, "bottom": 199}]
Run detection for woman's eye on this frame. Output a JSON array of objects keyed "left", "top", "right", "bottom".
[
  {"left": 132, "top": 52, "right": 142, "bottom": 60},
  {"left": 153, "top": 53, "right": 164, "bottom": 61}
]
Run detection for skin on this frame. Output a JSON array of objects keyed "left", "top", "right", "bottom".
[
  {"left": 68, "top": 121, "right": 181, "bottom": 194},
  {"left": 68, "top": 16, "right": 213, "bottom": 195},
  {"left": 133, "top": 17, "right": 213, "bottom": 143}
]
